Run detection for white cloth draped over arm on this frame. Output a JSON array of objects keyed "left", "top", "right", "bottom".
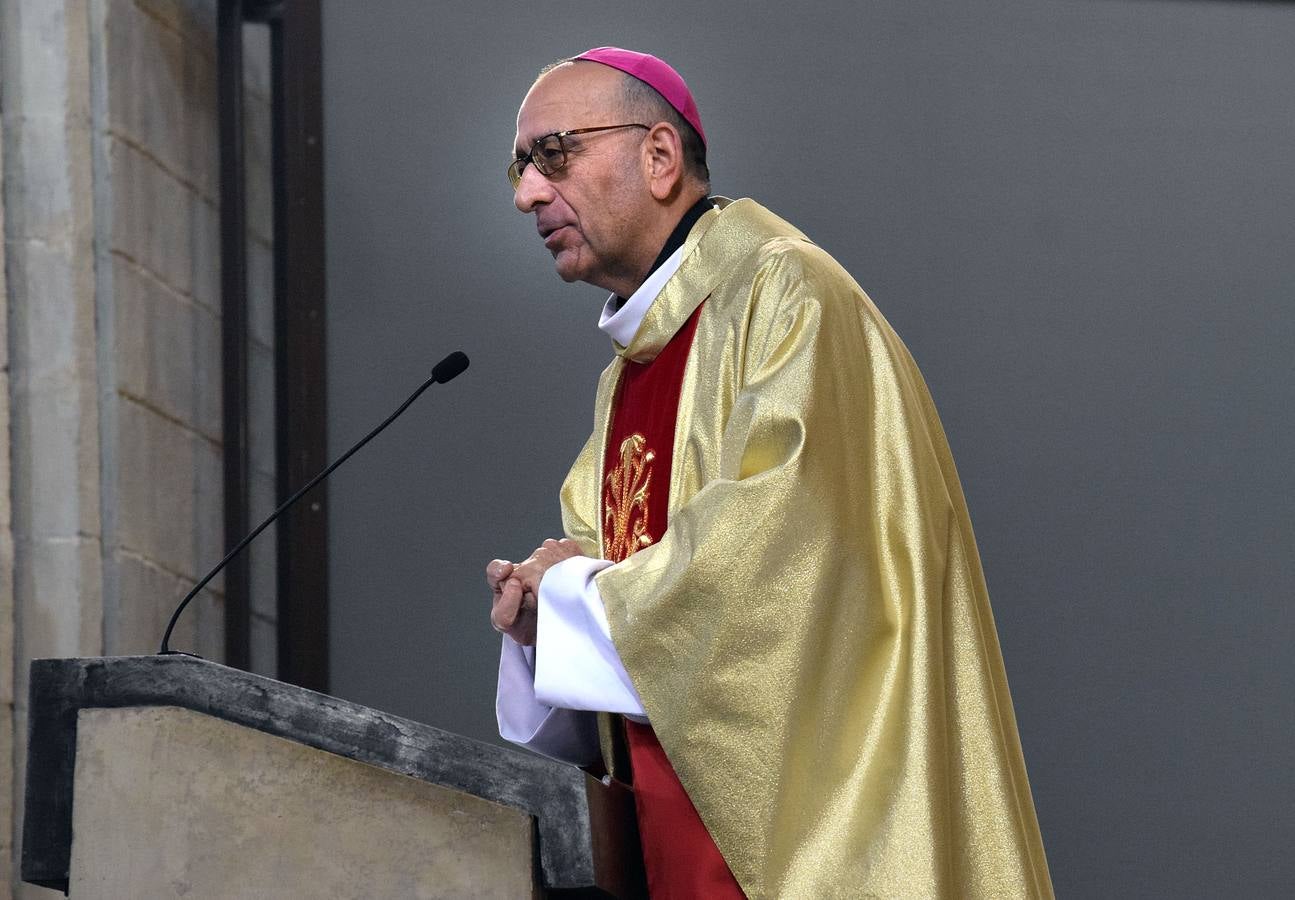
[
  {"left": 534, "top": 555, "right": 647, "bottom": 717},
  {"left": 496, "top": 639, "right": 601, "bottom": 766},
  {"left": 495, "top": 555, "right": 648, "bottom": 764}
]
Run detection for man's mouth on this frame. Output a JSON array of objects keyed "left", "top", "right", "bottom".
[{"left": 542, "top": 225, "right": 570, "bottom": 249}]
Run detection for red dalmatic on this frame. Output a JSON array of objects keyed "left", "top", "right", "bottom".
[{"left": 601, "top": 305, "right": 745, "bottom": 899}]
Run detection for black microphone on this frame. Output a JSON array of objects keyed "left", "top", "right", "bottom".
[
  {"left": 158, "top": 350, "right": 470, "bottom": 656},
  {"left": 432, "top": 350, "right": 469, "bottom": 384}
]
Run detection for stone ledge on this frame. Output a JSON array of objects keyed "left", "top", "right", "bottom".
[{"left": 21, "top": 655, "right": 599, "bottom": 893}]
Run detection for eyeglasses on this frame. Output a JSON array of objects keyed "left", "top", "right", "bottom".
[{"left": 508, "top": 123, "right": 649, "bottom": 189}]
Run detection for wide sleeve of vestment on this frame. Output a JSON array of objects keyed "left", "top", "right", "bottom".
[
  {"left": 532, "top": 555, "right": 646, "bottom": 717},
  {"left": 495, "top": 638, "right": 600, "bottom": 766},
  {"left": 581, "top": 225, "right": 1053, "bottom": 899}
]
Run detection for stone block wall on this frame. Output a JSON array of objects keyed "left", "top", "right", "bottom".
[
  {"left": 96, "top": 0, "right": 225, "bottom": 662},
  {"left": 1, "top": 0, "right": 276, "bottom": 893},
  {"left": 2, "top": 3, "right": 103, "bottom": 895}
]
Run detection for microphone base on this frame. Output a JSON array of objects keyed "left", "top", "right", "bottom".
[{"left": 156, "top": 650, "right": 207, "bottom": 660}]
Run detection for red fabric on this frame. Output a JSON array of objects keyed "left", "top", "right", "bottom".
[
  {"left": 601, "top": 305, "right": 703, "bottom": 567},
  {"left": 625, "top": 720, "right": 745, "bottom": 899},
  {"left": 602, "top": 304, "right": 745, "bottom": 898}
]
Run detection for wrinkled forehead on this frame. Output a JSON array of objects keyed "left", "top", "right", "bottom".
[{"left": 513, "top": 63, "right": 623, "bottom": 154}]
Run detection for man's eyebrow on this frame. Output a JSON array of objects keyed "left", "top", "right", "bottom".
[{"left": 513, "top": 135, "right": 538, "bottom": 160}]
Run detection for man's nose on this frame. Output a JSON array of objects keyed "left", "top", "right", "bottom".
[{"left": 513, "top": 164, "right": 552, "bottom": 213}]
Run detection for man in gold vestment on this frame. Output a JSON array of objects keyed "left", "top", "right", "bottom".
[{"left": 489, "top": 47, "right": 1053, "bottom": 898}]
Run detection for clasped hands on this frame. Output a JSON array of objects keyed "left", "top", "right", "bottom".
[{"left": 487, "top": 538, "right": 583, "bottom": 646}]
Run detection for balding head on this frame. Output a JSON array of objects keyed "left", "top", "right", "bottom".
[
  {"left": 522, "top": 59, "right": 627, "bottom": 142},
  {"left": 511, "top": 60, "right": 709, "bottom": 296}
]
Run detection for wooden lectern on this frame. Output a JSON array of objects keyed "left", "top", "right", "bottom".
[{"left": 22, "top": 656, "right": 646, "bottom": 897}]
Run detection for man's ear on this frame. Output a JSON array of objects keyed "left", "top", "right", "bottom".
[{"left": 643, "top": 122, "right": 685, "bottom": 201}]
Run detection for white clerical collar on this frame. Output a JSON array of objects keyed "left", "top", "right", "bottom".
[{"left": 597, "top": 244, "right": 687, "bottom": 347}]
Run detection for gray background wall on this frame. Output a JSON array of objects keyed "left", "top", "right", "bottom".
[{"left": 321, "top": 1, "right": 1294, "bottom": 896}]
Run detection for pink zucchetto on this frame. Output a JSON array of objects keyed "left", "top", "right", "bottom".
[{"left": 573, "top": 46, "right": 706, "bottom": 147}]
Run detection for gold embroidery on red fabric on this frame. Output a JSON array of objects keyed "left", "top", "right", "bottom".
[{"left": 603, "top": 433, "right": 655, "bottom": 563}]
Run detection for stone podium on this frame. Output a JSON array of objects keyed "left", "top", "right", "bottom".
[{"left": 21, "top": 656, "right": 646, "bottom": 898}]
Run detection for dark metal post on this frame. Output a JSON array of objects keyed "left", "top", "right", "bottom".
[
  {"left": 271, "top": 0, "right": 329, "bottom": 691},
  {"left": 218, "top": 0, "right": 251, "bottom": 669}
]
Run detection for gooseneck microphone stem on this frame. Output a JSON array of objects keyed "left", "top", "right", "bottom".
[{"left": 158, "top": 351, "right": 469, "bottom": 656}]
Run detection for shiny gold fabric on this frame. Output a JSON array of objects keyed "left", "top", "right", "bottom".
[{"left": 559, "top": 199, "right": 1053, "bottom": 898}]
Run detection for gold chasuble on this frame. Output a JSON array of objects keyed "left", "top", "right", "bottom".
[{"left": 559, "top": 198, "right": 1053, "bottom": 898}]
